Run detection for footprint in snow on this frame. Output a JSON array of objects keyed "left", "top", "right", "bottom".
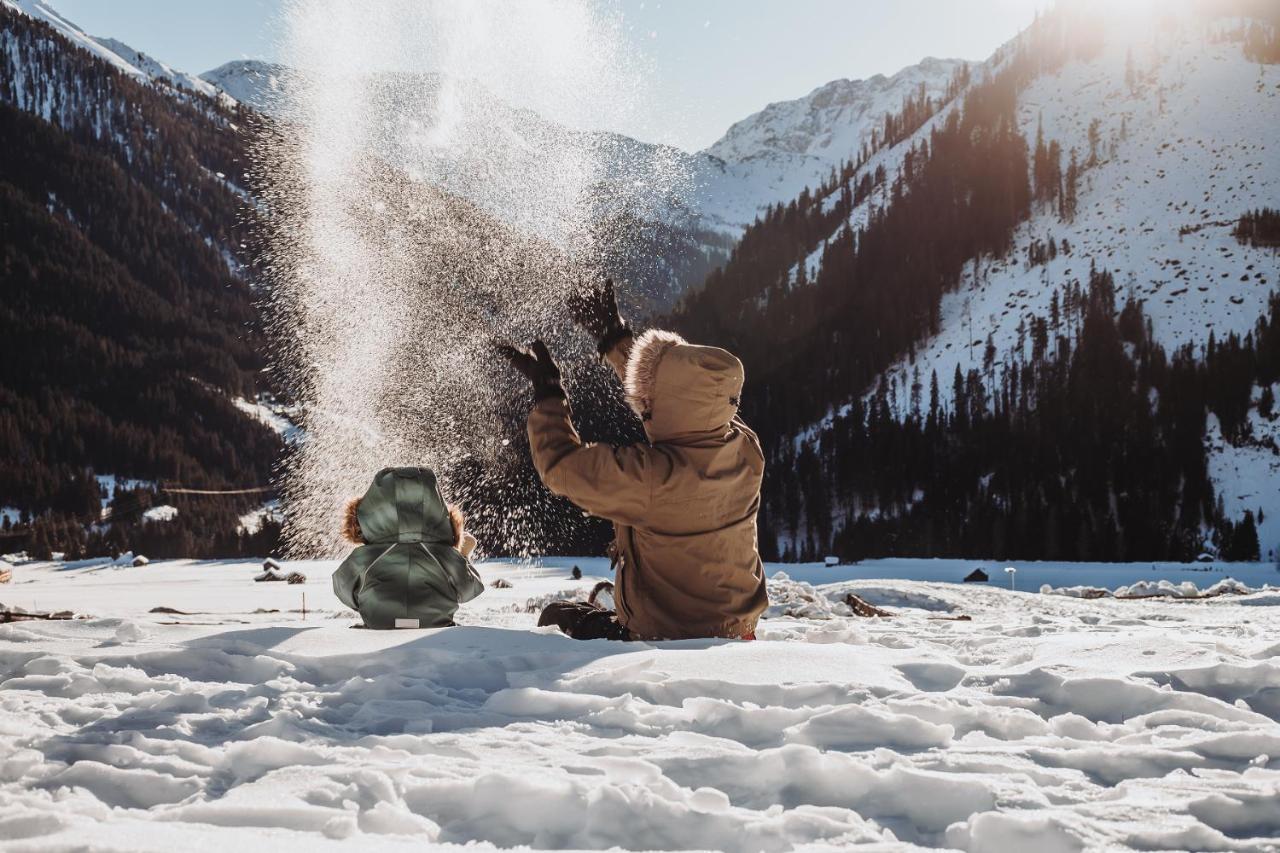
[{"left": 896, "top": 661, "right": 967, "bottom": 692}]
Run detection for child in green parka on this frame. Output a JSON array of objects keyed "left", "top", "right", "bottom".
[{"left": 331, "top": 467, "right": 484, "bottom": 629}]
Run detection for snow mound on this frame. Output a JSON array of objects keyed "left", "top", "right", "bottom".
[{"left": 1042, "top": 576, "right": 1277, "bottom": 600}]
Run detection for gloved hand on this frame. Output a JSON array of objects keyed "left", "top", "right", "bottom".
[
  {"left": 460, "top": 531, "right": 478, "bottom": 558},
  {"left": 569, "top": 279, "right": 630, "bottom": 355},
  {"left": 495, "top": 339, "right": 564, "bottom": 402}
]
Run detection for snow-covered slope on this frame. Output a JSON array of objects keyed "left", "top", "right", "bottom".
[
  {"left": 0, "top": 0, "right": 229, "bottom": 103},
  {"left": 3, "top": 555, "right": 1280, "bottom": 849},
  {"left": 95, "top": 36, "right": 221, "bottom": 99},
  {"left": 708, "top": 58, "right": 961, "bottom": 165},
  {"left": 1, "top": 0, "right": 143, "bottom": 79},
  {"left": 200, "top": 59, "right": 288, "bottom": 114},
  {"left": 1207, "top": 399, "right": 1280, "bottom": 563},
  {"left": 781, "top": 3, "right": 1280, "bottom": 550},
  {"left": 890, "top": 16, "right": 1277, "bottom": 390},
  {"left": 881, "top": 9, "right": 1279, "bottom": 543},
  {"left": 695, "top": 57, "right": 968, "bottom": 232}
]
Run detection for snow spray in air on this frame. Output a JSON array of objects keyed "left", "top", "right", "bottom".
[{"left": 258, "top": 0, "right": 688, "bottom": 557}]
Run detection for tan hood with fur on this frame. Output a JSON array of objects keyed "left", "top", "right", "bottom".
[
  {"left": 623, "top": 330, "right": 745, "bottom": 443},
  {"left": 526, "top": 330, "right": 768, "bottom": 640}
]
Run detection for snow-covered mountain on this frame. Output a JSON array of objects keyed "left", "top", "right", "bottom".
[
  {"left": 94, "top": 37, "right": 222, "bottom": 100},
  {"left": 14, "top": 0, "right": 921, "bottom": 315},
  {"left": 770, "top": 5, "right": 1279, "bottom": 405},
  {"left": 196, "top": 51, "right": 967, "bottom": 239},
  {"left": 694, "top": 57, "right": 968, "bottom": 232},
  {"left": 189, "top": 51, "right": 970, "bottom": 308},
  {"left": 873, "top": 6, "right": 1280, "bottom": 550},
  {"left": 878, "top": 14, "right": 1276, "bottom": 388},
  {"left": 0, "top": 0, "right": 229, "bottom": 102},
  {"left": 200, "top": 59, "right": 288, "bottom": 115},
  {"left": 0, "top": 0, "right": 283, "bottom": 551},
  {"left": 689, "top": 0, "right": 1280, "bottom": 560}
]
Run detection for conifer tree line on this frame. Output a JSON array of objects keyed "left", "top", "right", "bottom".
[
  {"left": 671, "top": 7, "right": 1271, "bottom": 562},
  {"left": 1207, "top": 0, "right": 1280, "bottom": 62},
  {"left": 764, "top": 267, "right": 1271, "bottom": 563},
  {"left": 1234, "top": 208, "right": 1280, "bottom": 248},
  {"left": 0, "top": 8, "right": 283, "bottom": 558}
]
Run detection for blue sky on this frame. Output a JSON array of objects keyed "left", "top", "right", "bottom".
[{"left": 49, "top": 0, "right": 1049, "bottom": 150}]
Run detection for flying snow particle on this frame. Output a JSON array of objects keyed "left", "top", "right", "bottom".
[{"left": 260, "top": 0, "right": 685, "bottom": 557}]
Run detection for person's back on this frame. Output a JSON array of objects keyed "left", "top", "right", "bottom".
[
  {"left": 514, "top": 317, "right": 769, "bottom": 641},
  {"left": 332, "top": 467, "right": 484, "bottom": 629}
]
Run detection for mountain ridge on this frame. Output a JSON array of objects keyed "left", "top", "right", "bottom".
[
  {"left": 197, "top": 51, "right": 968, "bottom": 238},
  {"left": 0, "top": 0, "right": 230, "bottom": 103}
]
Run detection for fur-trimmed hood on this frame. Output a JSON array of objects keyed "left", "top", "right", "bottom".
[
  {"left": 624, "top": 329, "right": 744, "bottom": 442},
  {"left": 354, "top": 466, "right": 457, "bottom": 546}
]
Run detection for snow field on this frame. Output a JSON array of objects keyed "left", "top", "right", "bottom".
[{"left": 2, "top": 557, "right": 1279, "bottom": 850}]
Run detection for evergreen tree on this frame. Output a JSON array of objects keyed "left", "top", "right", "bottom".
[
  {"left": 1087, "top": 118, "right": 1101, "bottom": 167},
  {"left": 1062, "top": 149, "right": 1080, "bottom": 221},
  {"left": 1233, "top": 511, "right": 1261, "bottom": 561}
]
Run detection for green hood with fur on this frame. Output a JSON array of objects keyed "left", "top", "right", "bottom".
[{"left": 332, "top": 467, "right": 483, "bottom": 629}]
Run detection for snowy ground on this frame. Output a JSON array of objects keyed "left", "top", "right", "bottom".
[{"left": 3, "top": 556, "right": 1280, "bottom": 851}]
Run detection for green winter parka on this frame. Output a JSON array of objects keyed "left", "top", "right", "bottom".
[{"left": 331, "top": 467, "right": 484, "bottom": 629}]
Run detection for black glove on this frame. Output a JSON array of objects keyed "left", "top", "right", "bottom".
[
  {"left": 569, "top": 279, "right": 630, "bottom": 355},
  {"left": 495, "top": 339, "right": 564, "bottom": 402}
]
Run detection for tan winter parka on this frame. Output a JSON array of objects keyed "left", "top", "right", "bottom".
[{"left": 527, "top": 330, "right": 769, "bottom": 640}]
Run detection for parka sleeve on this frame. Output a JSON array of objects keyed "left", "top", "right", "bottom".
[
  {"left": 602, "top": 332, "right": 634, "bottom": 384},
  {"left": 331, "top": 547, "right": 377, "bottom": 611},
  {"left": 732, "top": 415, "right": 763, "bottom": 454},
  {"left": 332, "top": 554, "right": 359, "bottom": 611},
  {"left": 527, "top": 393, "right": 658, "bottom": 527},
  {"left": 453, "top": 557, "right": 485, "bottom": 604}
]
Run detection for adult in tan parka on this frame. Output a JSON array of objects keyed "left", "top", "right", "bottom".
[{"left": 498, "top": 281, "right": 769, "bottom": 641}]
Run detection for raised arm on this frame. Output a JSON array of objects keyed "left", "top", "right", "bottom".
[
  {"left": 527, "top": 393, "right": 661, "bottom": 526},
  {"left": 496, "top": 338, "right": 661, "bottom": 527}
]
